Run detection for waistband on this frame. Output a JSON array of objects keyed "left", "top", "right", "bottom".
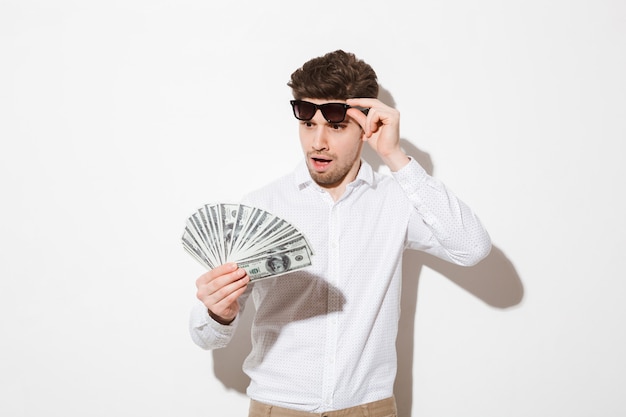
[{"left": 249, "top": 396, "right": 397, "bottom": 417}]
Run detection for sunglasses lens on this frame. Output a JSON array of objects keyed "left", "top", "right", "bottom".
[
  {"left": 292, "top": 101, "right": 316, "bottom": 120},
  {"left": 320, "top": 103, "right": 348, "bottom": 123},
  {"left": 290, "top": 100, "right": 349, "bottom": 123}
]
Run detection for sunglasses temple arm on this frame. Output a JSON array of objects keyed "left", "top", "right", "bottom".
[{"left": 350, "top": 105, "right": 369, "bottom": 115}]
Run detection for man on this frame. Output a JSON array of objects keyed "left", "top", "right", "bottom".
[{"left": 189, "top": 50, "right": 491, "bottom": 416}]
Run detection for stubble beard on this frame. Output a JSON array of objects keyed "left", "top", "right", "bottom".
[{"left": 307, "top": 155, "right": 358, "bottom": 188}]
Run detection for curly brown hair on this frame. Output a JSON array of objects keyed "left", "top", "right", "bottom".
[{"left": 288, "top": 50, "right": 379, "bottom": 100}]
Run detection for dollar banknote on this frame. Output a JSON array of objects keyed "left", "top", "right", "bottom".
[
  {"left": 181, "top": 203, "right": 313, "bottom": 281},
  {"left": 237, "top": 245, "right": 313, "bottom": 280}
]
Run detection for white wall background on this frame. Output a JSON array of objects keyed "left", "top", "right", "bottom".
[{"left": 1, "top": 1, "right": 624, "bottom": 416}]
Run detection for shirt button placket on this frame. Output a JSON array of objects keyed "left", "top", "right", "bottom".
[{"left": 321, "top": 204, "right": 340, "bottom": 408}]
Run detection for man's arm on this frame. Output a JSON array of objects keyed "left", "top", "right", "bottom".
[
  {"left": 189, "top": 263, "right": 250, "bottom": 350},
  {"left": 348, "top": 98, "right": 491, "bottom": 265},
  {"left": 394, "top": 158, "right": 491, "bottom": 266}
]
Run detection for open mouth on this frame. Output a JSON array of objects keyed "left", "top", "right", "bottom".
[{"left": 310, "top": 156, "right": 332, "bottom": 171}]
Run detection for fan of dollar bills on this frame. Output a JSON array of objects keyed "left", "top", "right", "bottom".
[{"left": 181, "top": 203, "right": 314, "bottom": 281}]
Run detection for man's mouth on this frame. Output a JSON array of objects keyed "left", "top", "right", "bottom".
[{"left": 310, "top": 156, "right": 332, "bottom": 171}]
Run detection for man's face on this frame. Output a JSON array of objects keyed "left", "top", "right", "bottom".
[{"left": 297, "top": 98, "right": 365, "bottom": 189}]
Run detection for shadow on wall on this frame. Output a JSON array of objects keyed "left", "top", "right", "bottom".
[
  {"left": 394, "top": 243, "right": 522, "bottom": 417},
  {"left": 211, "top": 86, "right": 524, "bottom": 416}
]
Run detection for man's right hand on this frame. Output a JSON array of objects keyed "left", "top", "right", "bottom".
[{"left": 195, "top": 262, "right": 249, "bottom": 325}]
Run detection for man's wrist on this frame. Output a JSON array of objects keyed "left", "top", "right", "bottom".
[
  {"left": 209, "top": 309, "right": 235, "bottom": 325},
  {"left": 383, "top": 150, "right": 411, "bottom": 172}
]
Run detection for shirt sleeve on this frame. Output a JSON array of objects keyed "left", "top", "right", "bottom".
[
  {"left": 392, "top": 157, "right": 492, "bottom": 266},
  {"left": 188, "top": 300, "right": 240, "bottom": 350}
]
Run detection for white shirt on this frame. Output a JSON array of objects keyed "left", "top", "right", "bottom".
[{"left": 189, "top": 157, "right": 491, "bottom": 412}]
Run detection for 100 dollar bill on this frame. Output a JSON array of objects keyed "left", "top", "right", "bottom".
[{"left": 238, "top": 245, "right": 312, "bottom": 281}]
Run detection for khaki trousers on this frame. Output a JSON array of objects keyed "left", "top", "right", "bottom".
[{"left": 248, "top": 396, "right": 397, "bottom": 417}]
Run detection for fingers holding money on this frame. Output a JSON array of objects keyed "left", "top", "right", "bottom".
[{"left": 196, "top": 262, "right": 249, "bottom": 325}]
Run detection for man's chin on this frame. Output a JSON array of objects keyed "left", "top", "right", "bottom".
[{"left": 309, "top": 171, "right": 343, "bottom": 188}]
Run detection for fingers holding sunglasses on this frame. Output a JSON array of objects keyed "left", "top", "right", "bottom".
[
  {"left": 344, "top": 104, "right": 367, "bottom": 125},
  {"left": 347, "top": 99, "right": 406, "bottom": 169},
  {"left": 347, "top": 99, "right": 397, "bottom": 133},
  {"left": 347, "top": 99, "right": 399, "bottom": 136}
]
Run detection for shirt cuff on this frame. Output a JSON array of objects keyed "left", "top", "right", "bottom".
[
  {"left": 391, "top": 156, "right": 430, "bottom": 195},
  {"left": 190, "top": 300, "right": 238, "bottom": 335}
]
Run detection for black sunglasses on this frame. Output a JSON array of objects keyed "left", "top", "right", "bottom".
[{"left": 290, "top": 100, "right": 368, "bottom": 123}]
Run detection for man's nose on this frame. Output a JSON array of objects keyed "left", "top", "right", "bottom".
[{"left": 310, "top": 116, "right": 329, "bottom": 150}]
